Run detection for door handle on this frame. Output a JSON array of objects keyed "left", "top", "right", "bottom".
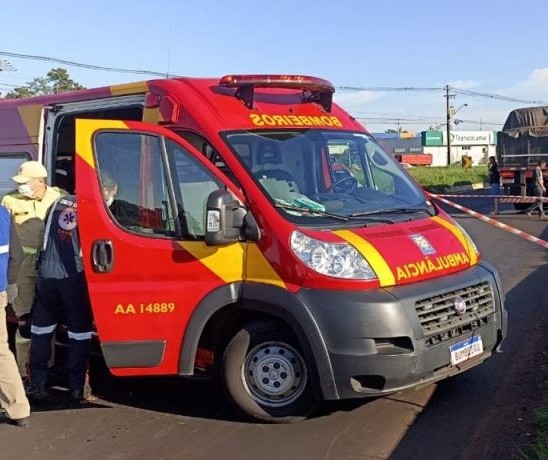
[{"left": 92, "top": 240, "right": 114, "bottom": 273}]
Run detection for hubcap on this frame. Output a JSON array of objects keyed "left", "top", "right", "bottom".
[{"left": 243, "top": 342, "right": 307, "bottom": 408}]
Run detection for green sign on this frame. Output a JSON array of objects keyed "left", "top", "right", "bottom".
[{"left": 422, "top": 131, "right": 443, "bottom": 146}]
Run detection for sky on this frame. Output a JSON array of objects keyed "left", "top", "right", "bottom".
[{"left": 2, "top": 0, "right": 548, "bottom": 134}]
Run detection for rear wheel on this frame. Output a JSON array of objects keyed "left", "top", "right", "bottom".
[{"left": 221, "top": 320, "right": 319, "bottom": 423}]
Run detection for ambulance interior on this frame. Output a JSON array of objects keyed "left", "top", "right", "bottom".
[{"left": 223, "top": 130, "right": 431, "bottom": 222}]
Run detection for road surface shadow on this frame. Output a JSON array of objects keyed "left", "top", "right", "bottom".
[
  {"left": 79, "top": 356, "right": 378, "bottom": 424},
  {"left": 390, "top": 217, "right": 548, "bottom": 459}
]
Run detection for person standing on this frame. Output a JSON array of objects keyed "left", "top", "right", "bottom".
[
  {"left": 488, "top": 156, "right": 501, "bottom": 215},
  {"left": 0, "top": 205, "right": 31, "bottom": 427},
  {"left": 27, "top": 196, "right": 94, "bottom": 402},
  {"left": 527, "top": 160, "right": 547, "bottom": 219},
  {"left": 0, "top": 161, "right": 65, "bottom": 382}
]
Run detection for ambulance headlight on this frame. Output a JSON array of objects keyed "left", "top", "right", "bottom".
[
  {"left": 290, "top": 230, "right": 377, "bottom": 280},
  {"left": 454, "top": 221, "right": 480, "bottom": 257}
]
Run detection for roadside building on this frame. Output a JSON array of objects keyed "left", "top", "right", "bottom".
[
  {"left": 422, "top": 130, "right": 498, "bottom": 166},
  {"left": 372, "top": 133, "right": 432, "bottom": 166},
  {"left": 371, "top": 130, "right": 497, "bottom": 167}
]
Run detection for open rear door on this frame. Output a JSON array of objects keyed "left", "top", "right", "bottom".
[{"left": 75, "top": 119, "right": 246, "bottom": 376}]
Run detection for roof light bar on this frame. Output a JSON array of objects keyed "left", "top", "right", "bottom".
[
  {"left": 219, "top": 74, "right": 335, "bottom": 112},
  {"left": 219, "top": 75, "right": 335, "bottom": 92}
]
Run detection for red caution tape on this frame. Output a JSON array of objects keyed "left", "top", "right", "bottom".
[
  {"left": 428, "top": 193, "right": 548, "bottom": 250},
  {"left": 431, "top": 193, "right": 548, "bottom": 203}
]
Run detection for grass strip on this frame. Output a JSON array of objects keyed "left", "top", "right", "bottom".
[{"left": 407, "top": 165, "right": 488, "bottom": 193}]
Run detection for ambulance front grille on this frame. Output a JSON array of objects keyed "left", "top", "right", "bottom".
[{"left": 415, "top": 282, "right": 495, "bottom": 347}]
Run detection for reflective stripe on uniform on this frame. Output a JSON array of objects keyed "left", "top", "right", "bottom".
[
  {"left": 31, "top": 324, "right": 56, "bottom": 335},
  {"left": 68, "top": 331, "right": 93, "bottom": 341},
  {"left": 0, "top": 244, "right": 8, "bottom": 254},
  {"left": 22, "top": 246, "right": 38, "bottom": 255}
]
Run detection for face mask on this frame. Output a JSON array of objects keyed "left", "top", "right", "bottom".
[
  {"left": 17, "top": 183, "right": 33, "bottom": 197},
  {"left": 106, "top": 196, "right": 114, "bottom": 207}
]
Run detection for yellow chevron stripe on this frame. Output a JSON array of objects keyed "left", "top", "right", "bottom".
[
  {"left": 178, "top": 241, "right": 245, "bottom": 283},
  {"left": 18, "top": 105, "right": 43, "bottom": 142},
  {"left": 109, "top": 81, "right": 148, "bottom": 96},
  {"left": 334, "top": 230, "right": 395, "bottom": 287},
  {"left": 178, "top": 242, "right": 285, "bottom": 288},
  {"left": 75, "top": 119, "right": 128, "bottom": 168},
  {"left": 143, "top": 107, "right": 165, "bottom": 123},
  {"left": 245, "top": 244, "right": 286, "bottom": 288},
  {"left": 431, "top": 216, "right": 478, "bottom": 265}
]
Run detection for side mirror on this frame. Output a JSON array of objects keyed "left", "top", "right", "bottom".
[{"left": 205, "top": 189, "right": 260, "bottom": 246}]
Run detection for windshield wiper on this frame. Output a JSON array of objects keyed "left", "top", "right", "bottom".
[
  {"left": 351, "top": 207, "right": 434, "bottom": 218},
  {"left": 275, "top": 203, "right": 349, "bottom": 221}
]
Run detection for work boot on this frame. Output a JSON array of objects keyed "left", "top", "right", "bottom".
[
  {"left": 69, "top": 389, "right": 84, "bottom": 402},
  {"left": 0, "top": 414, "right": 30, "bottom": 428},
  {"left": 26, "top": 383, "right": 49, "bottom": 403}
]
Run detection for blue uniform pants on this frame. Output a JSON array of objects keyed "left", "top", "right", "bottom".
[{"left": 30, "top": 273, "right": 93, "bottom": 392}]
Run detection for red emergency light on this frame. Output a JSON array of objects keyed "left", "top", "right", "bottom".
[{"left": 219, "top": 74, "right": 335, "bottom": 112}]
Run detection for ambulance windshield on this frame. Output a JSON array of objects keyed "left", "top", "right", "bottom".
[{"left": 224, "top": 130, "right": 431, "bottom": 224}]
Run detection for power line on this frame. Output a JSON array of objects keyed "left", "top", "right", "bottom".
[
  {"left": 451, "top": 87, "right": 548, "bottom": 105},
  {"left": 0, "top": 51, "right": 169, "bottom": 77},
  {"left": 3, "top": 50, "right": 547, "bottom": 106},
  {"left": 338, "top": 86, "right": 443, "bottom": 92},
  {"left": 338, "top": 84, "right": 548, "bottom": 106}
]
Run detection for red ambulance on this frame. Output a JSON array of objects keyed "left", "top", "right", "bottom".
[{"left": 0, "top": 75, "right": 506, "bottom": 422}]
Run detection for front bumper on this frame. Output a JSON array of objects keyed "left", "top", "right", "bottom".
[{"left": 297, "top": 262, "right": 507, "bottom": 400}]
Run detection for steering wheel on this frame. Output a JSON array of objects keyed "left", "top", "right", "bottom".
[{"left": 329, "top": 175, "right": 358, "bottom": 194}]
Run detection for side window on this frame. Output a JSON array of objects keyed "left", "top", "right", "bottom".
[
  {"left": 165, "top": 139, "right": 222, "bottom": 239},
  {"left": 366, "top": 144, "right": 396, "bottom": 195},
  {"left": 94, "top": 132, "right": 176, "bottom": 237},
  {"left": 177, "top": 130, "right": 241, "bottom": 188},
  {"left": 0, "top": 154, "right": 29, "bottom": 198},
  {"left": 371, "top": 167, "right": 396, "bottom": 195}
]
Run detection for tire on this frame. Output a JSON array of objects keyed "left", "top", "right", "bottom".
[{"left": 221, "top": 320, "right": 320, "bottom": 423}]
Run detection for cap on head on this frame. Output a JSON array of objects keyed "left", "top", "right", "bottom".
[{"left": 11, "top": 161, "right": 48, "bottom": 183}]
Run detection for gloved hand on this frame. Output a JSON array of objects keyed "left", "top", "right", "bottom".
[
  {"left": 6, "top": 284, "right": 18, "bottom": 304},
  {"left": 18, "top": 313, "right": 31, "bottom": 339}
]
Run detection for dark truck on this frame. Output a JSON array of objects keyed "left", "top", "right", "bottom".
[{"left": 497, "top": 106, "right": 548, "bottom": 208}]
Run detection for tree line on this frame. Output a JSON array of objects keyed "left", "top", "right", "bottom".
[{"left": 1, "top": 68, "right": 84, "bottom": 98}]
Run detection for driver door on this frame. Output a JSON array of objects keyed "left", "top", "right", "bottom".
[{"left": 75, "top": 119, "right": 246, "bottom": 376}]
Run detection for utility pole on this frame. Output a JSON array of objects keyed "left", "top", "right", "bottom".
[
  {"left": 0, "top": 59, "right": 15, "bottom": 72},
  {"left": 444, "top": 85, "right": 455, "bottom": 166}
]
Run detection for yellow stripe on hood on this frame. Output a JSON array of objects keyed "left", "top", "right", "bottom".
[
  {"left": 334, "top": 229, "right": 395, "bottom": 287},
  {"left": 431, "top": 216, "right": 478, "bottom": 265}
]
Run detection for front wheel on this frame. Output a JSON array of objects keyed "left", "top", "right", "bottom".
[{"left": 221, "top": 320, "right": 319, "bottom": 423}]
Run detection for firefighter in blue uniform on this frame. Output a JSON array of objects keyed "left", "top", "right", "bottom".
[{"left": 26, "top": 196, "right": 93, "bottom": 402}]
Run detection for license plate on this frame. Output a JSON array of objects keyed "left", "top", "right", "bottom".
[{"left": 449, "top": 336, "right": 483, "bottom": 365}]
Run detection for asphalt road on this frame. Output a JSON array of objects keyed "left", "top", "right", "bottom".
[{"left": 2, "top": 191, "right": 547, "bottom": 460}]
